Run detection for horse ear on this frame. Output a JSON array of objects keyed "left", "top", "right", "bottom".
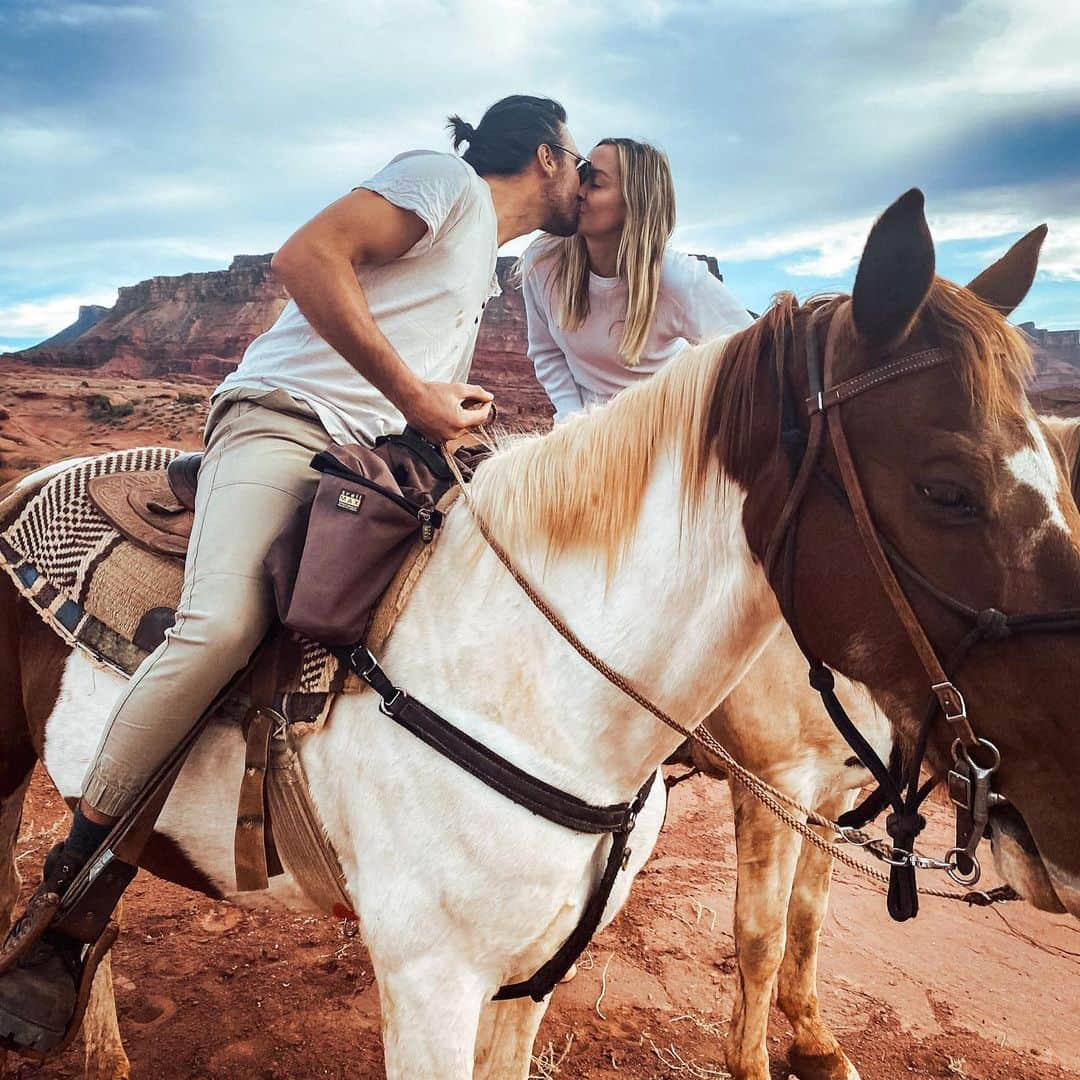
[
  {"left": 851, "top": 189, "right": 935, "bottom": 352},
  {"left": 965, "top": 225, "right": 1048, "bottom": 317}
]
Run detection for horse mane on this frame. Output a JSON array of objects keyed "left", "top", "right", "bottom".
[
  {"left": 469, "top": 332, "right": 733, "bottom": 570},
  {"left": 705, "top": 292, "right": 840, "bottom": 476},
  {"left": 921, "top": 277, "right": 1033, "bottom": 424},
  {"left": 706, "top": 279, "right": 1035, "bottom": 474},
  {"left": 1042, "top": 415, "right": 1080, "bottom": 493},
  {"left": 470, "top": 276, "right": 1035, "bottom": 570}
]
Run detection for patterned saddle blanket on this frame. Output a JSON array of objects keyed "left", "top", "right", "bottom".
[{"left": 0, "top": 447, "right": 442, "bottom": 724}]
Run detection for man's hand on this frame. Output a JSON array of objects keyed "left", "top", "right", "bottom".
[{"left": 401, "top": 381, "right": 494, "bottom": 443}]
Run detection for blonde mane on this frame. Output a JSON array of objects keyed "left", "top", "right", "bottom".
[
  {"left": 471, "top": 277, "right": 1037, "bottom": 570},
  {"left": 1044, "top": 415, "right": 1080, "bottom": 464},
  {"left": 470, "top": 333, "right": 733, "bottom": 569}
]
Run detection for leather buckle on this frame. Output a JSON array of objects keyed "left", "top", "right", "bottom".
[
  {"left": 378, "top": 689, "right": 404, "bottom": 716},
  {"left": 931, "top": 681, "right": 967, "bottom": 725},
  {"left": 348, "top": 645, "right": 380, "bottom": 683}
]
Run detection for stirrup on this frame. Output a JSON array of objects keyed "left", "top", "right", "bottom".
[
  {"left": 0, "top": 889, "right": 62, "bottom": 979},
  {"left": 0, "top": 921, "right": 119, "bottom": 1062}
]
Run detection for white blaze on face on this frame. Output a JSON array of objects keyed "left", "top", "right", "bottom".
[{"left": 1004, "top": 419, "right": 1070, "bottom": 539}]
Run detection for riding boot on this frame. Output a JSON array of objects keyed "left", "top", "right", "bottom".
[{"left": 0, "top": 843, "right": 92, "bottom": 1054}]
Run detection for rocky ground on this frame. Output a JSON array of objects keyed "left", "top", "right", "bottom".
[
  {"left": 1, "top": 358, "right": 1078, "bottom": 1079},
  {"left": 4, "top": 770, "right": 1079, "bottom": 1080},
  {"left": 0, "top": 360, "right": 214, "bottom": 486}
]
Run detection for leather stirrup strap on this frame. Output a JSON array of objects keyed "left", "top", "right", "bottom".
[
  {"left": 53, "top": 633, "right": 277, "bottom": 937},
  {"left": 235, "top": 710, "right": 276, "bottom": 892},
  {"left": 234, "top": 633, "right": 287, "bottom": 892}
]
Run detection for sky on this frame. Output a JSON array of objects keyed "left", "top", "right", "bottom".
[{"left": 0, "top": 0, "right": 1077, "bottom": 354}]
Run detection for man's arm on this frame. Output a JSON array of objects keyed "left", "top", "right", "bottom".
[{"left": 271, "top": 188, "right": 493, "bottom": 442}]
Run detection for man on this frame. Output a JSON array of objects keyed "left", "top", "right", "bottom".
[{"left": 0, "top": 93, "right": 588, "bottom": 1055}]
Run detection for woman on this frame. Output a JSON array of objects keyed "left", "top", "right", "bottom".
[{"left": 520, "top": 138, "right": 753, "bottom": 422}]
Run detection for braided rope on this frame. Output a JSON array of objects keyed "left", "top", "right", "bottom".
[{"left": 445, "top": 449, "right": 1006, "bottom": 906}]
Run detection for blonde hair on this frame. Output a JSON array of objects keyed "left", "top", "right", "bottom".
[{"left": 526, "top": 138, "right": 676, "bottom": 368}]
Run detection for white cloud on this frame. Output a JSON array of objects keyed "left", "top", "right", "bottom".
[
  {"left": 1037, "top": 222, "right": 1080, "bottom": 283},
  {"left": 0, "top": 181, "right": 223, "bottom": 236},
  {"left": 870, "top": 0, "right": 1080, "bottom": 103},
  {"left": 0, "top": 0, "right": 1075, "bottom": 327},
  {"left": 693, "top": 191, "right": 1080, "bottom": 284},
  {"left": 21, "top": 3, "right": 159, "bottom": 28},
  {"left": 0, "top": 120, "right": 107, "bottom": 164},
  {"left": 0, "top": 292, "right": 117, "bottom": 340}
]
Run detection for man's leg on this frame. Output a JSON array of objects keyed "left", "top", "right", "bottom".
[{"left": 0, "top": 389, "right": 332, "bottom": 1053}]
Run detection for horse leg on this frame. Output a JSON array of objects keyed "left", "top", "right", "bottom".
[
  {"left": 473, "top": 996, "right": 550, "bottom": 1080},
  {"left": 0, "top": 773, "right": 31, "bottom": 1080},
  {"left": 777, "top": 792, "right": 861, "bottom": 1080},
  {"left": 0, "top": 576, "right": 36, "bottom": 1080},
  {"left": 379, "top": 960, "right": 486, "bottom": 1079},
  {"left": 0, "top": 778, "right": 30, "bottom": 942},
  {"left": 725, "top": 785, "right": 804, "bottom": 1080},
  {"left": 81, "top": 952, "right": 130, "bottom": 1080}
]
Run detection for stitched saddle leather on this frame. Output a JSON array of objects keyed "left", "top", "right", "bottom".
[
  {"left": 85, "top": 452, "right": 203, "bottom": 559},
  {"left": 87, "top": 471, "right": 194, "bottom": 559}
]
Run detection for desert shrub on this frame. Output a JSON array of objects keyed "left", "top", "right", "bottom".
[{"left": 87, "top": 394, "right": 134, "bottom": 421}]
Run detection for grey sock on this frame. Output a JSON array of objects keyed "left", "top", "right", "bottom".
[{"left": 65, "top": 808, "right": 112, "bottom": 862}]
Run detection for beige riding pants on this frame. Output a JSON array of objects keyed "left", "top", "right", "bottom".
[{"left": 81, "top": 387, "right": 332, "bottom": 817}]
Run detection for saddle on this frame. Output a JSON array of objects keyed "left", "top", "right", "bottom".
[
  {"left": 85, "top": 452, "right": 202, "bottom": 558},
  {"left": 1, "top": 436, "right": 482, "bottom": 915}
]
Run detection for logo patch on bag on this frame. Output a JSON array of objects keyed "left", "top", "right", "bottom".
[{"left": 337, "top": 488, "right": 364, "bottom": 513}]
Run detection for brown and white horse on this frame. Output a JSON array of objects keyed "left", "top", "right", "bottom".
[
  {"left": 689, "top": 408, "right": 1080, "bottom": 1080},
  {"left": 2, "top": 192, "right": 1078, "bottom": 1080}
]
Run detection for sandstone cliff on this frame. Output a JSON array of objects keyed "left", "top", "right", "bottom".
[
  {"left": 4, "top": 252, "right": 733, "bottom": 424},
  {"left": 32, "top": 304, "right": 111, "bottom": 349},
  {"left": 1020, "top": 323, "right": 1080, "bottom": 391},
  {"left": 472, "top": 258, "right": 555, "bottom": 426},
  {"left": 11, "top": 255, "right": 289, "bottom": 378}
]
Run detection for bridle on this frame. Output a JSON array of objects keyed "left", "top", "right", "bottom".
[
  {"left": 437, "top": 297, "right": 1080, "bottom": 921},
  {"left": 765, "top": 299, "right": 1080, "bottom": 920}
]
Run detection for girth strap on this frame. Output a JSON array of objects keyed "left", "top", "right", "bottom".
[
  {"left": 341, "top": 644, "right": 655, "bottom": 1001},
  {"left": 492, "top": 821, "right": 637, "bottom": 1002}
]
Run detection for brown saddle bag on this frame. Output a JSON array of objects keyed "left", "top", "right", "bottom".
[{"left": 265, "top": 428, "right": 486, "bottom": 646}]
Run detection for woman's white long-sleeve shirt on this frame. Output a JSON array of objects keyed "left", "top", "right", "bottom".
[{"left": 521, "top": 244, "right": 754, "bottom": 421}]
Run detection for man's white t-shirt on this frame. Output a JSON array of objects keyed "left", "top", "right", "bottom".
[
  {"left": 521, "top": 241, "right": 753, "bottom": 422},
  {"left": 213, "top": 150, "right": 500, "bottom": 445}
]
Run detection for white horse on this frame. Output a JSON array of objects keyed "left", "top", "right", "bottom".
[{"left": 2, "top": 194, "right": 1078, "bottom": 1080}]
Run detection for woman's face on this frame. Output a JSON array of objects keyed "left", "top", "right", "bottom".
[{"left": 579, "top": 144, "right": 626, "bottom": 240}]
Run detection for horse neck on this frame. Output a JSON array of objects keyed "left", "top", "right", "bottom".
[{"left": 312, "top": 438, "right": 783, "bottom": 806}]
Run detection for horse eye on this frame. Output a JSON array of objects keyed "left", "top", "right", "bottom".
[{"left": 918, "top": 482, "right": 980, "bottom": 517}]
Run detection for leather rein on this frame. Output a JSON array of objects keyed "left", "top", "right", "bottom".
[
  {"left": 765, "top": 301, "right": 1080, "bottom": 920},
  {"left": 435, "top": 300, "right": 1080, "bottom": 922}
]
